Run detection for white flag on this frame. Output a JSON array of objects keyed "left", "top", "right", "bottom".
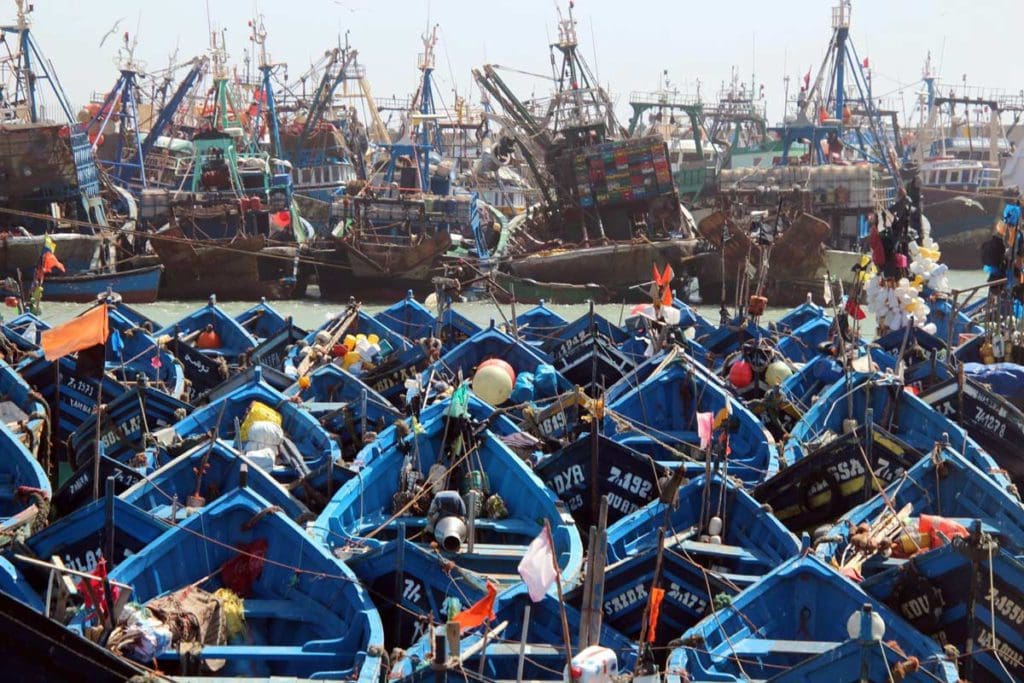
[{"left": 518, "top": 528, "right": 557, "bottom": 602}]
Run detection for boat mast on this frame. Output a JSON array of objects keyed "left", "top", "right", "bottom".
[
  {"left": 249, "top": 16, "right": 282, "bottom": 157},
  {"left": 85, "top": 32, "right": 148, "bottom": 188}
]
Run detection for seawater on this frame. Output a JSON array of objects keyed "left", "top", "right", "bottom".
[{"left": 31, "top": 270, "right": 991, "bottom": 329}]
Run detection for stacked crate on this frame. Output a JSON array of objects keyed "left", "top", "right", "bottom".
[{"left": 574, "top": 137, "right": 674, "bottom": 209}]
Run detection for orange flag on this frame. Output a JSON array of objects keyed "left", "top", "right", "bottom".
[
  {"left": 452, "top": 581, "right": 497, "bottom": 631},
  {"left": 42, "top": 250, "right": 65, "bottom": 274},
  {"left": 647, "top": 587, "right": 666, "bottom": 643},
  {"left": 41, "top": 304, "right": 109, "bottom": 361}
]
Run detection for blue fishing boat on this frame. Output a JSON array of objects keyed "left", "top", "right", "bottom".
[
  {"left": 21, "top": 304, "right": 185, "bottom": 443},
  {"left": 158, "top": 296, "right": 260, "bottom": 365},
  {"left": 286, "top": 305, "right": 422, "bottom": 405},
  {"left": 249, "top": 320, "right": 307, "bottom": 372},
  {"left": 18, "top": 496, "right": 170, "bottom": 586},
  {"left": 283, "top": 362, "right": 401, "bottom": 460},
  {"left": 817, "top": 448, "right": 1024, "bottom": 573},
  {"left": 375, "top": 291, "right": 480, "bottom": 343},
  {"left": 603, "top": 352, "right": 778, "bottom": 486},
  {"left": 234, "top": 299, "right": 289, "bottom": 342},
  {"left": 0, "top": 556, "right": 45, "bottom": 613},
  {"left": 55, "top": 382, "right": 190, "bottom": 513},
  {"left": 343, "top": 537, "right": 489, "bottom": 650},
  {"left": 540, "top": 309, "right": 637, "bottom": 393},
  {"left": 315, "top": 390, "right": 582, "bottom": 586},
  {"left": 422, "top": 323, "right": 572, "bottom": 411},
  {"left": 606, "top": 475, "right": 800, "bottom": 567},
  {"left": 917, "top": 368, "right": 1024, "bottom": 490},
  {"left": 510, "top": 300, "right": 568, "bottom": 344},
  {"left": 119, "top": 438, "right": 309, "bottom": 523},
  {"left": 390, "top": 583, "right": 640, "bottom": 681},
  {"left": 535, "top": 433, "right": 661, "bottom": 529},
  {"left": 4, "top": 311, "right": 50, "bottom": 339},
  {"left": 169, "top": 368, "right": 341, "bottom": 480},
  {"left": 0, "top": 422, "right": 51, "bottom": 531},
  {"left": 574, "top": 475, "right": 798, "bottom": 655},
  {"left": 762, "top": 371, "right": 1014, "bottom": 532},
  {"left": 776, "top": 297, "right": 829, "bottom": 333},
  {"left": 105, "top": 306, "right": 186, "bottom": 393},
  {"left": 0, "top": 358, "right": 48, "bottom": 459},
  {"left": 204, "top": 363, "right": 294, "bottom": 404},
  {"left": 75, "top": 488, "right": 384, "bottom": 681},
  {"left": 69, "top": 381, "right": 190, "bottom": 468},
  {"left": 750, "top": 354, "right": 845, "bottom": 440},
  {"left": 863, "top": 529, "right": 1024, "bottom": 682},
  {"left": 27, "top": 265, "right": 163, "bottom": 304},
  {"left": 665, "top": 555, "right": 959, "bottom": 683}
]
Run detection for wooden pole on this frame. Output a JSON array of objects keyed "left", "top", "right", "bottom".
[
  {"left": 578, "top": 524, "right": 597, "bottom": 650},
  {"left": 636, "top": 528, "right": 666, "bottom": 647},
  {"left": 515, "top": 604, "right": 532, "bottom": 683},
  {"left": 92, "top": 399, "right": 104, "bottom": 501},
  {"left": 544, "top": 519, "right": 574, "bottom": 675},
  {"left": 587, "top": 496, "right": 609, "bottom": 647},
  {"left": 103, "top": 477, "right": 115, "bottom": 566},
  {"left": 393, "top": 523, "right": 406, "bottom": 648}
]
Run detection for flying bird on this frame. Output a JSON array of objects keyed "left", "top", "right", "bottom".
[{"left": 99, "top": 17, "right": 125, "bottom": 48}]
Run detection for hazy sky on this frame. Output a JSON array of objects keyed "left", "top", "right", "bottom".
[{"left": 14, "top": 0, "right": 1024, "bottom": 126}]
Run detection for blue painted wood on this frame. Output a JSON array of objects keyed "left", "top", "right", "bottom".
[
  {"left": 604, "top": 356, "right": 778, "bottom": 485},
  {"left": 75, "top": 488, "right": 383, "bottom": 681},
  {"left": 665, "top": 555, "right": 959, "bottom": 682},
  {"left": 315, "top": 393, "right": 582, "bottom": 587},
  {"left": 119, "top": 439, "right": 309, "bottom": 522},
  {"left": 172, "top": 369, "right": 340, "bottom": 481},
  {"left": 158, "top": 298, "right": 260, "bottom": 364},
  {"left": 390, "top": 583, "right": 640, "bottom": 681},
  {"left": 863, "top": 530, "right": 1024, "bottom": 682},
  {"left": 817, "top": 449, "right": 1024, "bottom": 568}
]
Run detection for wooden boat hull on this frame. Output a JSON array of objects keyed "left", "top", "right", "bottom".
[
  {"left": 0, "top": 590, "right": 150, "bottom": 682},
  {"left": 696, "top": 211, "right": 836, "bottom": 308},
  {"left": 499, "top": 238, "right": 701, "bottom": 304},
  {"left": 536, "top": 434, "right": 660, "bottom": 529},
  {"left": 314, "top": 232, "right": 452, "bottom": 301},
  {"left": 491, "top": 270, "right": 612, "bottom": 305},
  {"left": 152, "top": 225, "right": 308, "bottom": 300}
]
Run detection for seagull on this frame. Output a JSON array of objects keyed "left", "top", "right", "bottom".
[
  {"left": 951, "top": 195, "right": 985, "bottom": 211},
  {"left": 99, "top": 17, "right": 125, "bottom": 48}
]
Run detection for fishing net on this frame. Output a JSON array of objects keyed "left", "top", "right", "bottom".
[
  {"left": 213, "top": 588, "right": 247, "bottom": 641},
  {"left": 220, "top": 538, "right": 268, "bottom": 597}
]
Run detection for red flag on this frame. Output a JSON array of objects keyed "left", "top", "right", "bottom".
[
  {"left": 42, "top": 250, "right": 65, "bottom": 274},
  {"left": 844, "top": 298, "right": 866, "bottom": 320},
  {"left": 452, "top": 582, "right": 497, "bottom": 631},
  {"left": 76, "top": 557, "right": 120, "bottom": 619},
  {"left": 862, "top": 57, "right": 869, "bottom": 68},
  {"left": 647, "top": 587, "right": 666, "bottom": 643},
  {"left": 803, "top": 68, "right": 811, "bottom": 90}
]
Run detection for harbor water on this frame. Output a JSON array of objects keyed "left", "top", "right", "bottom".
[{"left": 32, "top": 269, "right": 992, "bottom": 328}]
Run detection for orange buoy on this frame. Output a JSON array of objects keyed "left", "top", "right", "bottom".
[{"left": 196, "top": 324, "right": 222, "bottom": 350}]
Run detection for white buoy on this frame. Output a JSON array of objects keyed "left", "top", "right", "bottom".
[{"left": 473, "top": 360, "right": 516, "bottom": 406}]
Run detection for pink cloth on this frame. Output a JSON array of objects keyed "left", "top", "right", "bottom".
[
  {"left": 518, "top": 528, "right": 557, "bottom": 602},
  {"left": 697, "top": 411, "right": 714, "bottom": 450}
]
